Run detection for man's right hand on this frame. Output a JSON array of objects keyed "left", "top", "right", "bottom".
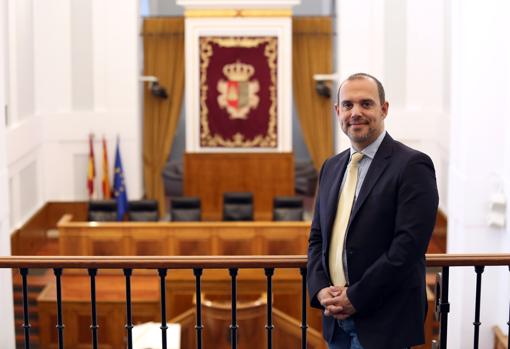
[{"left": 317, "top": 286, "right": 345, "bottom": 317}]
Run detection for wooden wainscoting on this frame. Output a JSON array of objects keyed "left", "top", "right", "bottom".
[
  {"left": 184, "top": 152, "right": 295, "bottom": 221},
  {"left": 11, "top": 201, "right": 87, "bottom": 255}
]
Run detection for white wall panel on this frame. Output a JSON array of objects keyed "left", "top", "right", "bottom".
[
  {"left": 11, "top": 0, "right": 34, "bottom": 121},
  {"left": 33, "top": 0, "right": 71, "bottom": 112},
  {"left": 406, "top": 1, "right": 446, "bottom": 111},
  {"left": 5, "top": 116, "right": 43, "bottom": 165},
  {"left": 103, "top": 0, "right": 139, "bottom": 112},
  {"left": 23, "top": 0, "right": 142, "bottom": 202},
  {"left": 337, "top": 0, "right": 385, "bottom": 80},
  {"left": 71, "top": 0, "right": 94, "bottom": 110},
  {"left": 19, "top": 160, "right": 38, "bottom": 218},
  {"left": 335, "top": 0, "right": 450, "bottom": 211},
  {"left": 447, "top": 1, "right": 510, "bottom": 347},
  {"left": 383, "top": 0, "right": 406, "bottom": 107},
  {"left": 73, "top": 153, "right": 89, "bottom": 200}
]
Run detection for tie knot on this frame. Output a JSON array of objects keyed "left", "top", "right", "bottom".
[{"left": 350, "top": 152, "right": 364, "bottom": 166}]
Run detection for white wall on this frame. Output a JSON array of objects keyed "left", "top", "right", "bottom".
[
  {"left": 336, "top": 0, "right": 451, "bottom": 212},
  {"left": 447, "top": 1, "right": 510, "bottom": 347},
  {"left": 0, "top": 0, "right": 16, "bottom": 346},
  {"left": 6, "top": 0, "right": 142, "bottom": 229}
]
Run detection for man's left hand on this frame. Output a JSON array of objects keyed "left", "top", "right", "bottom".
[{"left": 332, "top": 287, "right": 356, "bottom": 320}]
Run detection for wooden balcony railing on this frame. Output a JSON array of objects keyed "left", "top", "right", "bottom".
[{"left": 1, "top": 254, "right": 510, "bottom": 349}]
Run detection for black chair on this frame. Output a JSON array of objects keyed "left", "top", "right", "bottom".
[
  {"left": 127, "top": 200, "right": 159, "bottom": 221},
  {"left": 88, "top": 200, "right": 117, "bottom": 222},
  {"left": 223, "top": 192, "right": 254, "bottom": 221},
  {"left": 272, "top": 196, "right": 304, "bottom": 221},
  {"left": 170, "top": 197, "right": 201, "bottom": 221}
]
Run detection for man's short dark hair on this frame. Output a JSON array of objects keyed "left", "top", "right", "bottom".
[{"left": 337, "top": 73, "right": 386, "bottom": 105}]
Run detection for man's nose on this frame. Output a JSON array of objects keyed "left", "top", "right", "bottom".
[{"left": 351, "top": 103, "right": 362, "bottom": 116}]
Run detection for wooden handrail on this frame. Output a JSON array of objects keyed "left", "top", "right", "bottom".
[
  {"left": 0, "top": 255, "right": 307, "bottom": 269},
  {"left": 425, "top": 253, "right": 510, "bottom": 267},
  {"left": 1, "top": 254, "right": 510, "bottom": 269}
]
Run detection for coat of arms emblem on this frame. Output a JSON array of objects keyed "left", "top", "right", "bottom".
[{"left": 217, "top": 60, "right": 260, "bottom": 120}]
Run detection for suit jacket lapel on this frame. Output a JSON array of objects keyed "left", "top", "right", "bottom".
[
  {"left": 325, "top": 150, "right": 350, "bottom": 235},
  {"left": 349, "top": 134, "right": 394, "bottom": 222}
]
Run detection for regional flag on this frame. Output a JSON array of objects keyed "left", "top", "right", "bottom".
[
  {"left": 113, "top": 137, "right": 128, "bottom": 221},
  {"left": 87, "top": 134, "right": 96, "bottom": 198},
  {"left": 102, "top": 137, "right": 111, "bottom": 199}
]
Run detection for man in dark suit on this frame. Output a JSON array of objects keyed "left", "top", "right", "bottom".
[{"left": 307, "top": 73, "right": 438, "bottom": 349}]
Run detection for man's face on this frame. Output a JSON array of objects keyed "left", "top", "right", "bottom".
[{"left": 335, "top": 78, "right": 388, "bottom": 150}]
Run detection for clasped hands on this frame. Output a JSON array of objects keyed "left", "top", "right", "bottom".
[{"left": 317, "top": 286, "right": 356, "bottom": 320}]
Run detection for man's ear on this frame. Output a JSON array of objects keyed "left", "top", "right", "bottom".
[{"left": 381, "top": 101, "right": 389, "bottom": 117}]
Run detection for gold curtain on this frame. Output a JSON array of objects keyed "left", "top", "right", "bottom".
[
  {"left": 142, "top": 18, "right": 184, "bottom": 216},
  {"left": 292, "top": 17, "right": 334, "bottom": 170}
]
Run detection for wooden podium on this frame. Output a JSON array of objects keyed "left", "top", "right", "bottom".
[{"left": 184, "top": 152, "right": 294, "bottom": 221}]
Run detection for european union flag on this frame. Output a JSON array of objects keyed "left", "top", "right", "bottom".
[{"left": 113, "top": 138, "right": 128, "bottom": 221}]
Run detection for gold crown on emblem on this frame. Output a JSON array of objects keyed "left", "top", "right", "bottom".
[{"left": 222, "top": 60, "right": 255, "bottom": 82}]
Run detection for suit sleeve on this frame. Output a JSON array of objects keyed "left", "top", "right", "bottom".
[
  {"left": 347, "top": 153, "right": 439, "bottom": 314},
  {"left": 307, "top": 162, "right": 332, "bottom": 309}
]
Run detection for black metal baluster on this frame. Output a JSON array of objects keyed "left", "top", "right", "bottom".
[
  {"left": 54, "top": 268, "right": 64, "bottom": 349},
  {"left": 264, "top": 268, "right": 274, "bottom": 349},
  {"left": 124, "top": 268, "right": 133, "bottom": 349},
  {"left": 158, "top": 268, "right": 168, "bottom": 349},
  {"left": 229, "top": 268, "right": 238, "bottom": 349},
  {"left": 194, "top": 268, "right": 203, "bottom": 349},
  {"left": 20, "top": 268, "right": 31, "bottom": 349},
  {"left": 300, "top": 267, "right": 308, "bottom": 349},
  {"left": 88, "top": 268, "right": 99, "bottom": 349},
  {"left": 473, "top": 266, "right": 485, "bottom": 349},
  {"left": 438, "top": 267, "right": 450, "bottom": 349},
  {"left": 508, "top": 266, "right": 510, "bottom": 349}
]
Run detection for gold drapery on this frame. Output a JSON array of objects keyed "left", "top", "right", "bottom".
[
  {"left": 292, "top": 17, "right": 334, "bottom": 170},
  {"left": 142, "top": 18, "right": 184, "bottom": 216}
]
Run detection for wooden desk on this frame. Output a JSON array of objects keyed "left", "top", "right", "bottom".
[{"left": 58, "top": 214, "right": 311, "bottom": 257}]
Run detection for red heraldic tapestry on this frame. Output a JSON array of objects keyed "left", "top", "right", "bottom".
[{"left": 200, "top": 36, "right": 277, "bottom": 148}]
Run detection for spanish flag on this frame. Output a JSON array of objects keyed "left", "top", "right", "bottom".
[
  {"left": 87, "top": 134, "right": 96, "bottom": 198},
  {"left": 102, "top": 137, "right": 111, "bottom": 199}
]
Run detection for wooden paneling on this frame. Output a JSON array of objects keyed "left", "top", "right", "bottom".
[
  {"left": 37, "top": 272, "right": 325, "bottom": 349},
  {"left": 172, "top": 300, "right": 326, "bottom": 349},
  {"left": 11, "top": 201, "right": 87, "bottom": 255},
  {"left": 37, "top": 275, "right": 160, "bottom": 349},
  {"left": 184, "top": 152, "right": 294, "bottom": 221},
  {"left": 58, "top": 215, "right": 310, "bottom": 257}
]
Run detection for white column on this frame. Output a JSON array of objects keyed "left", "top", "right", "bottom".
[
  {"left": 335, "top": 0, "right": 385, "bottom": 152},
  {"left": 0, "top": 0, "right": 16, "bottom": 346},
  {"left": 448, "top": 0, "right": 510, "bottom": 347}
]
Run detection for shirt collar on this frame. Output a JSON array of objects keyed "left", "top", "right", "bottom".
[{"left": 349, "top": 130, "right": 387, "bottom": 160}]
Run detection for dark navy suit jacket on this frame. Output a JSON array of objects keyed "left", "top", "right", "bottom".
[{"left": 307, "top": 133, "right": 438, "bottom": 349}]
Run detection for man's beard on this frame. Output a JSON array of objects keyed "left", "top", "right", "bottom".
[{"left": 347, "top": 127, "right": 373, "bottom": 143}]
